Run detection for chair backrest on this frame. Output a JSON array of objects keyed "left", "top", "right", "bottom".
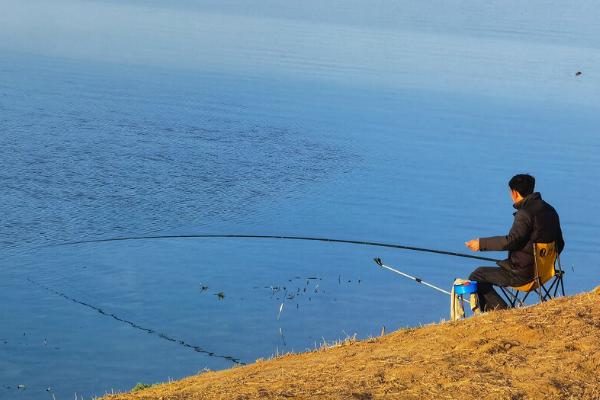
[
  {"left": 534, "top": 241, "right": 557, "bottom": 286},
  {"left": 512, "top": 241, "right": 557, "bottom": 292}
]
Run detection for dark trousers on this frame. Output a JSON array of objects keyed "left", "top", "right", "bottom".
[{"left": 469, "top": 266, "right": 531, "bottom": 312}]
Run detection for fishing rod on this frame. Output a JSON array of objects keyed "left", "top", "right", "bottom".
[
  {"left": 373, "top": 257, "right": 471, "bottom": 304},
  {"left": 55, "top": 234, "right": 500, "bottom": 262}
]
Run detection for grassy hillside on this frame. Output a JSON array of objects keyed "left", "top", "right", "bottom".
[{"left": 103, "top": 286, "right": 600, "bottom": 399}]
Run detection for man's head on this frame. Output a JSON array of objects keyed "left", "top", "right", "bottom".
[{"left": 508, "top": 174, "right": 535, "bottom": 203}]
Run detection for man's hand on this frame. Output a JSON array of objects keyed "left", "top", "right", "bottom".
[{"left": 465, "top": 239, "right": 480, "bottom": 252}]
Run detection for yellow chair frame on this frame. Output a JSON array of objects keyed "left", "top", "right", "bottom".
[{"left": 499, "top": 242, "right": 565, "bottom": 307}]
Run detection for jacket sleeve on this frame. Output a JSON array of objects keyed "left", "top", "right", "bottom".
[{"left": 479, "top": 210, "right": 533, "bottom": 252}]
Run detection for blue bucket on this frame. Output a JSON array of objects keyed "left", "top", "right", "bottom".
[{"left": 453, "top": 280, "right": 478, "bottom": 295}]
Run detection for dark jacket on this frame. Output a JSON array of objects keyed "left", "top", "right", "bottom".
[{"left": 479, "top": 192, "right": 565, "bottom": 280}]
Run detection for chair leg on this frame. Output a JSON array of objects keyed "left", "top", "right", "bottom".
[
  {"left": 511, "top": 292, "right": 519, "bottom": 307},
  {"left": 499, "top": 287, "right": 519, "bottom": 308},
  {"left": 547, "top": 280, "right": 558, "bottom": 299},
  {"left": 540, "top": 283, "right": 553, "bottom": 300},
  {"left": 516, "top": 293, "right": 525, "bottom": 307},
  {"left": 520, "top": 290, "right": 530, "bottom": 306},
  {"left": 556, "top": 256, "right": 566, "bottom": 296},
  {"left": 549, "top": 274, "right": 565, "bottom": 298}
]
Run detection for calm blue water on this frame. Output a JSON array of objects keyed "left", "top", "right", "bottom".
[{"left": 1, "top": 1, "right": 599, "bottom": 399}]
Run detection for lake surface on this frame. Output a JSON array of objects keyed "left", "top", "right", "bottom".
[{"left": 1, "top": 1, "right": 599, "bottom": 399}]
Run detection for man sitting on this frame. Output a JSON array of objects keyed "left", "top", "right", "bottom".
[{"left": 465, "top": 174, "right": 565, "bottom": 311}]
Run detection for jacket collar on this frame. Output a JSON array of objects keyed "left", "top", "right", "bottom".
[{"left": 513, "top": 192, "right": 542, "bottom": 210}]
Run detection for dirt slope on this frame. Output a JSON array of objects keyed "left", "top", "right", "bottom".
[{"left": 103, "top": 287, "right": 600, "bottom": 400}]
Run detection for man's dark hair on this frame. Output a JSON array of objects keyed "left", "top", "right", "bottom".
[{"left": 508, "top": 174, "right": 535, "bottom": 197}]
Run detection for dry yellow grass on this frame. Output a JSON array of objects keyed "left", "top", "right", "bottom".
[{"left": 103, "top": 286, "right": 600, "bottom": 400}]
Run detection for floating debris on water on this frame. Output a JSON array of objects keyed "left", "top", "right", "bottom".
[{"left": 253, "top": 274, "right": 364, "bottom": 315}]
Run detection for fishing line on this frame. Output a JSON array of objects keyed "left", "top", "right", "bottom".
[
  {"left": 55, "top": 234, "right": 501, "bottom": 262},
  {"left": 27, "top": 277, "right": 244, "bottom": 365}
]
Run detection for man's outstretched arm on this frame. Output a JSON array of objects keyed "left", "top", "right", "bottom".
[{"left": 468, "top": 211, "right": 533, "bottom": 252}]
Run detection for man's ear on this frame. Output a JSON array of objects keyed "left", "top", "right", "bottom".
[{"left": 510, "top": 189, "right": 522, "bottom": 203}]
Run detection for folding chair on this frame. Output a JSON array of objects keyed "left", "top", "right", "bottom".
[{"left": 499, "top": 241, "right": 565, "bottom": 307}]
